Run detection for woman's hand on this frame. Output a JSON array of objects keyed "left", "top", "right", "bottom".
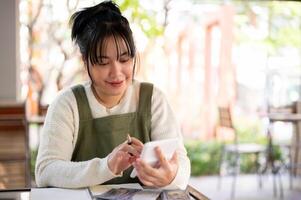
[
  {"left": 133, "top": 146, "right": 179, "bottom": 187},
  {"left": 108, "top": 137, "right": 143, "bottom": 175}
]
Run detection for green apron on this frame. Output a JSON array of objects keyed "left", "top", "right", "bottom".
[{"left": 71, "top": 82, "right": 153, "bottom": 184}]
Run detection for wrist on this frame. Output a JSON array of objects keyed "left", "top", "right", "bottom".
[{"left": 107, "top": 156, "right": 123, "bottom": 176}]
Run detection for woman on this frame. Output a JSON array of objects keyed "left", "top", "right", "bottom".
[{"left": 35, "top": 0, "right": 190, "bottom": 190}]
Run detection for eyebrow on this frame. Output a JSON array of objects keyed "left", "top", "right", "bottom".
[{"left": 98, "top": 52, "right": 129, "bottom": 59}]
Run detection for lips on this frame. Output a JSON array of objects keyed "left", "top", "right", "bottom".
[{"left": 106, "top": 80, "right": 124, "bottom": 87}]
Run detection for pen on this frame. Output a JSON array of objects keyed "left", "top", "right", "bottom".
[
  {"left": 127, "top": 134, "right": 132, "bottom": 145},
  {"left": 127, "top": 134, "right": 133, "bottom": 156}
]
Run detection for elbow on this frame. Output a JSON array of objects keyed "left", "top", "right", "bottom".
[
  {"left": 175, "top": 159, "right": 191, "bottom": 190},
  {"left": 35, "top": 167, "right": 44, "bottom": 187},
  {"left": 35, "top": 160, "right": 49, "bottom": 187},
  {"left": 35, "top": 175, "right": 44, "bottom": 188}
]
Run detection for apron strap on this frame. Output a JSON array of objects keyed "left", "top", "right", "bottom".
[
  {"left": 138, "top": 82, "right": 153, "bottom": 117},
  {"left": 72, "top": 85, "right": 93, "bottom": 120}
]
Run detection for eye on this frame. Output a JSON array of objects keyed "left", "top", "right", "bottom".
[
  {"left": 119, "top": 56, "right": 130, "bottom": 63},
  {"left": 98, "top": 62, "right": 109, "bottom": 66},
  {"left": 97, "top": 58, "right": 109, "bottom": 66}
]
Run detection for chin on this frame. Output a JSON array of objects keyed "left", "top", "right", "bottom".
[{"left": 108, "top": 87, "right": 126, "bottom": 96}]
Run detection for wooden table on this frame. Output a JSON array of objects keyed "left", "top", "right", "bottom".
[
  {"left": 0, "top": 185, "right": 210, "bottom": 200},
  {"left": 268, "top": 113, "right": 301, "bottom": 122}
]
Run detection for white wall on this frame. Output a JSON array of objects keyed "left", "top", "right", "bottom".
[{"left": 0, "top": 0, "right": 20, "bottom": 101}]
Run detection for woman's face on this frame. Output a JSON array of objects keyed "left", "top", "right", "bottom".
[{"left": 88, "top": 36, "right": 134, "bottom": 104}]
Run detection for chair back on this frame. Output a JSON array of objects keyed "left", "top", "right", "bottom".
[
  {"left": 218, "top": 107, "right": 234, "bottom": 129},
  {"left": 0, "top": 102, "right": 30, "bottom": 189},
  {"left": 218, "top": 106, "right": 237, "bottom": 144}
]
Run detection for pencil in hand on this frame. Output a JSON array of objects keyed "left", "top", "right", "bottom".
[
  {"left": 127, "top": 134, "right": 132, "bottom": 145},
  {"left": 127, "top": 134, "right": 133, "bottom": 156}
]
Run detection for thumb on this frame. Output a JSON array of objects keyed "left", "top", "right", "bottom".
[{"left": 170, "top": 151, "right": 178, "bottom": 164}]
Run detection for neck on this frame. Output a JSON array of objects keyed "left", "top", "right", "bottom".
[{"left": 91, "top": 85, "right": 123, "bottom": 108}]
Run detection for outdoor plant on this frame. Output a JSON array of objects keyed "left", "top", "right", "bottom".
[
  {"left": 185, "top": 140, "right": 221, "bottom": 176},
  {"left": 185, "top": 120, "right": 277, "bottom": 176}
]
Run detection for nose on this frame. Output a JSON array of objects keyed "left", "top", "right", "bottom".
[{"left": 109, "top": 61, "right": 121, "bottom": 77}]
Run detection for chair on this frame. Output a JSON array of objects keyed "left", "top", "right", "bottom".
[
  {"left": 0, "top": 102, "right": 30, "bottom": 189},
  {"left": 217, "top": 106, "right": 266, "bottom": 199}
]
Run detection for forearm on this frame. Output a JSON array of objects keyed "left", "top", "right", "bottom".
[
  {"left": 35, "top": 88, "right": 118, "bottom": 188},
  {"left": 35, "top": 156, "right": 116, "bottom": 188}
]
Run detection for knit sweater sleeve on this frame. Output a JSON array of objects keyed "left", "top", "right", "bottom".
[
  {"left": 150, "top": 86, "right": 191, "bottom": 190},
  {"left": 35, "top": 88, "right": 119, "bottom": 188}
]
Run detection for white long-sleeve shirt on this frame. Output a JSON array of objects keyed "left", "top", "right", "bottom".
[{"left": 35, "top": 80, "right": 190, "bottom": 189}]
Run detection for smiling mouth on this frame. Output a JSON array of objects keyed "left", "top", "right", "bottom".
[{"left": 106, "top": 80, "right": 124, "bottom": 87}]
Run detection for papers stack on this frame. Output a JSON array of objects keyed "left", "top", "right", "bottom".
[{"left": 90, "top": 183, "right": 161, "bottom": 200}]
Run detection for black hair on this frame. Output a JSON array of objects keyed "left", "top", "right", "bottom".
[{"left": 69, "top": 1, "right": 136, "bottom": 78}]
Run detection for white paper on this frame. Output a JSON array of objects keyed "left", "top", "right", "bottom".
[
  {"left": 89, "top": 184, "right": 162, "bottom": 200},
  {"left": 130, "top": 138, "right": 179, "bottom": 178},
  {"left": 31, "top": 188, "right": 91, "bottom": 200},
  {"left": 132, "top": 190, "right": 161, "bottom": 200}
]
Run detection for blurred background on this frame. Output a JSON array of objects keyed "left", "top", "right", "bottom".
[{"left": 0, "top": 0, "right": 301, "bottom": 199}]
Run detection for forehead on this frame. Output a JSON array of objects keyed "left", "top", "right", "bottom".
[{"left": 100, "top": 36, "right": 129, "bottom": 57}]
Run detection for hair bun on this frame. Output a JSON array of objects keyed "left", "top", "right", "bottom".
[{"left": 99, "top": 1, "right": 121, "bottom": 15}]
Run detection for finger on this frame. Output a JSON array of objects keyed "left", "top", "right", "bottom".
[
  {"left": 123, "top": 137, "right": 143, "bottom": 146},
  {"left": 129, "top": 138, "right": 144, "bottom": 153},
  {"left": 170, "top": 151, "right": 178, "bottom": 164},
  {"left": 155, "top": 146, "right": 169, "bottom": 167},
  {"left": 129, "top": 156, "right": 138, "bottom": 163},
  {"left": 122, "top": 137, "right": 143, "bottom": 154},
  {"left": 130, "top": 137, "right": 144, "bottom": 147},
  {"left": 109, "top": 151, "right": 131, "bottom": 173},
  {"left": 137, "top": 174, "right": 155, "bottom": 187},
  {"left": 136, "top": 166, "right": 166, "bottom": 187},
  {"left": 129, "top": 143, "right": 143, "bottom": 154},
  {"left": 127, "top": 145, "right": 139, "bottom": 157},
  {"left": 137, "top": 174, "right": 156, "bottom": 187},
  {"left": 120, "top": 144, "right": 140, "bottom": 157},
  {"left": 116, "top": 151, "right": 131, "bottom": 162},
  {"left": 135, "top": 162, "right": 158, "bottom": 186},
  {"left": 136, "top": 167, "right": 158, "bottom": 183},
  {"left": 135, "top": 159, "right": 160, "bottom": 179},
  {"left": 134, "top": 159, "right": 171, "bottom": 187}
]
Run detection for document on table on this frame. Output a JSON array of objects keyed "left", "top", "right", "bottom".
[
  {"left": 89, "top": 183, "right": 161, "bottom": 200},
  {"left": 31, "top": 187, "right": 92, "bottom": 200}
]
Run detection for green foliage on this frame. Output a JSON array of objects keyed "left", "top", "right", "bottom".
[
  {"left": 114, "top": 0, "right": 164, "bottom": 38},
  {"left": 234, "top": 1, "right": 301, "bottom": 55},
  {"left": 271, "top": 144, "right": 283, "bottom": 162},
  {"left": 185, "top": 140, "right": 221, "bottom": 176},
  {"left": 234, "top": 120, "right": 267, "bottom": 145},
  {"left": 31, "top": 148, "right": 38, "bottom": 179},
  {"left": 185, "top": 140, "right": 268, "bottom": 176},
  {"left": 185, "top": 121, "right": 272, "bottom": 176}
]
